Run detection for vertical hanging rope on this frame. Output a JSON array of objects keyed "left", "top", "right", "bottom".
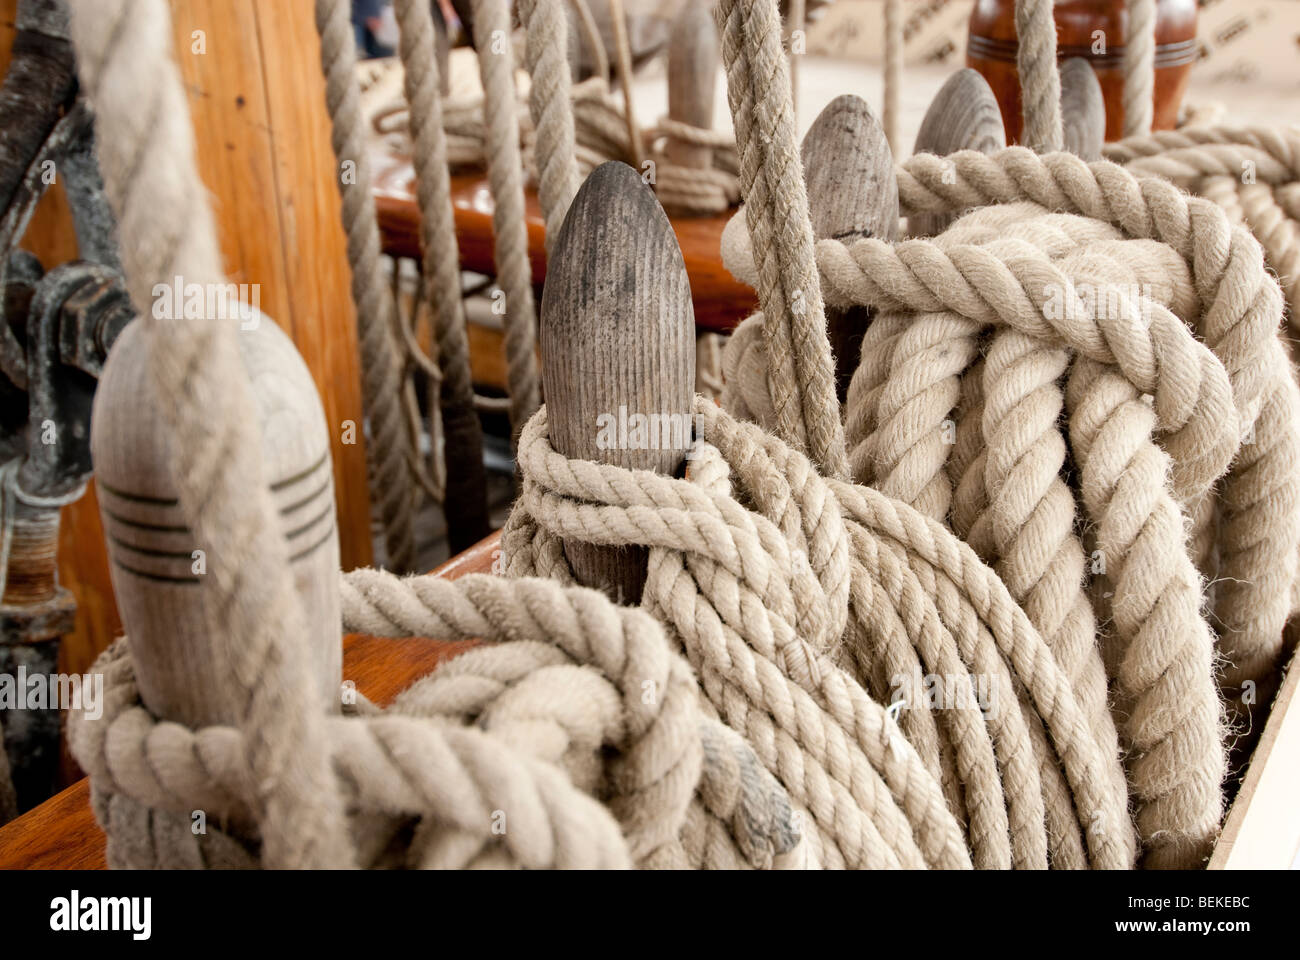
[
  {"left": 470, "top": 0, "right": 541, "bottom": 443},
  {"left": 883, "top": 0, "right": 902, "bottom": 154},
  {"left": 715, "top": 0, "right": 849, "bottom": 479},
  {"left": 789, "top": 0, "right": 806, "bottom": 120},
  {"left": 67, "top": 0, "right": 352, "bottom": 867},
  {"left": 314, "top": 0, "right": 418, "bottom": 571},
  {"left": 518, "top": 0, "right": 582, "bottom": 256},
  {"left": 1122, "top": 0, "right": 1156, "bottom": 137},
  {"left": 393, "top": 0, "right": 490, "bottom": 549},
  {"left": 1015, "top": 0, "right": 1063, "bottom": 152}
]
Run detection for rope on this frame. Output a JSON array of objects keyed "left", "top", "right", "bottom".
[
  {"left": 392, "top": 0, "right": 490, "bottom": 545},
  {"left": 807, "top": 150, "right": 1295, "bottom": 865},
  {"left": 470, "top": 0, "right": 540, "bottom": 444},
  {"left": 73, "top": 571, "right": 804, "bottom": 870},
  {"left": 369, "top": 28, "right": 742, "bottom": 216},
  {"left": 883, "top": 0, "right": 901, "bottom": 154},
  {"left": 1122, "top": 0, "right": 1156, "bottom": 137},
  {"left": 517, "top": 0, "right": 582, "bottom": 256},
  {"left": 69, "top": 0, "right": 353, "bottom": 868},
  {"left": 715, "top": 0, "right": 848, "bottom": 479},
  {"left": 1103, "top": 125, "right": 1300, "bottom": 336},
  {"left": 502, "top": 399, "right": 1135, "bottom": 868},
  {"left": 1015, "top": 0, "right": 1062, "bottom": 152},
  {"left": 314, "top": 0, "right": 418, "bottom": 572}
]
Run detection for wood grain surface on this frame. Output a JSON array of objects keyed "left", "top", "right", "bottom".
[
  {"left": 540, "top": 162, "right": 695, "bottom": 604},
  {"left": 909, "top": 67, "right": 1005, "bottom": 238},
  {"left": 801, "top": 94, "right": 898, "bottom": 401}
]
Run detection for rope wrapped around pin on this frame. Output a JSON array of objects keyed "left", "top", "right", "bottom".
[
  {"left": 500, "top": 398, "right": 1136, "bottom": 869},
  {"left": 71, "top": 572, "right": 803, "bottom": 870},
  {"left": 719, "top": 146, "right": 1300, "bottom": 868}
]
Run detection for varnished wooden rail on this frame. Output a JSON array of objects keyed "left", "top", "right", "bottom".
[
  {"left": 370, "top": 149, "right": 755, "bottom": 335},
  {"left": 0, "top": 532, "right": 501, "bottom": 870}
]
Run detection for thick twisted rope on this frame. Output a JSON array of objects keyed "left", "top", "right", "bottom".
[
  {"left": 504, "top": 400, "right": 1136, "bottom": 868},
  {"left": 470, "top": 0, "right": 540, "bottom": 442},
  {"left": 1104, "top": 125, "right": 1300, "bottom": 334},
  {"left": 715, "top": 0, "right": 847, "bottom": 478},
  {"left": 721, "top": 148, "right": 1299, "bottom": 864},
  {"left": 72, "top": 630, "right": 632, "bottom": 869},
  {"left": 73, "top": 570, "right": 805, "bottom": 869},
  {"left": 889, "top": 149, "right": 1300, "bottom": 709},
  {"left": 1015, "top": 0, "right": 1062, "bottom": 152},
  {"left": 517, "top": 0, "right": 582, "bottom": 255},
  {"left": 821, "top": 175, "right": 1290, "bottom": 864},
  {"left": 314, "top": 0, "right": 417, "bottom": 571},
  {"left": 393, "top": 0, "right": 488, "bottom": 543},
  {"left": 69, "top": 0, "right": 352, "bottom": 868},
  {"left": 345, "top": 579, "right": 801, "bottom": 869},
  {"left": 1122, "top": 0, "right": 1156, "bottom": 137}
]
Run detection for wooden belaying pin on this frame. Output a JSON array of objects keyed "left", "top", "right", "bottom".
[
  {"left": 540, "top": 161, "right": 695, "bottom": 605},
  {"left": 909, "top": 68, "right": 1006, "bottom": 238},
  {"left": 801, "top": 95, "right": 899, "bottom": 402},
  {"left": 91, "top": 313, "right": 343, "bottom": 728},
  {"left": 1060, "top": 58, "right": 1105, "bottom": 161},
  {"left": 665, "top": 0, "right": 718, "bottom": 176}
]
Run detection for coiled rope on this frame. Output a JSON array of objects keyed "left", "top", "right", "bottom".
[{"left": 720, "top": 145, "right": 1300, "bottom": 867}]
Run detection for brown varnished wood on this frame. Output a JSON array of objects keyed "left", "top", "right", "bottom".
[
  {"left": 0, "top": 531, "right": 501, "bottom": 870},
  {"left": 1059, "top": 57, "right": 1106, "bottom": 160},
  {"left": 801, "top": 95, "right": 898, "bottom": 402},
  {"left": 167, "top": 0, "right": 374, "bottom": 572},
  {"left": 540, "top": 162, "right": 695, "bottom": 605},
  {"left": 371, "top": 149, "right": 755, "bottom": 335},
  {"left": 966, "top": 0, "right": 1198, "bottom": 143},
  {"left": 910, "top": 68, "right": 1006, "bottom": 238}
]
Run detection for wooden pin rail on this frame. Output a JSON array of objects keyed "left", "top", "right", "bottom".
[{"left": 370, "top": 148, "right": 756, "bottom": 335}]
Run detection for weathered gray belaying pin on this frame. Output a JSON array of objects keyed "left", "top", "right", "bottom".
[
  {"left": 910, "top": 68, "right": 1006, "bottom": 238},
  {"left": 665, "top": 0, "right": 718, "bottom": 173},
  {"left": 800, "top": 95, "right": 899, "bottom": 401},
  {"left": 540, "top": 161, "right": 695, "bottom": 605},
  {"left": 1059, "top": 58, "right": 1105, "bottom": 162}
]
